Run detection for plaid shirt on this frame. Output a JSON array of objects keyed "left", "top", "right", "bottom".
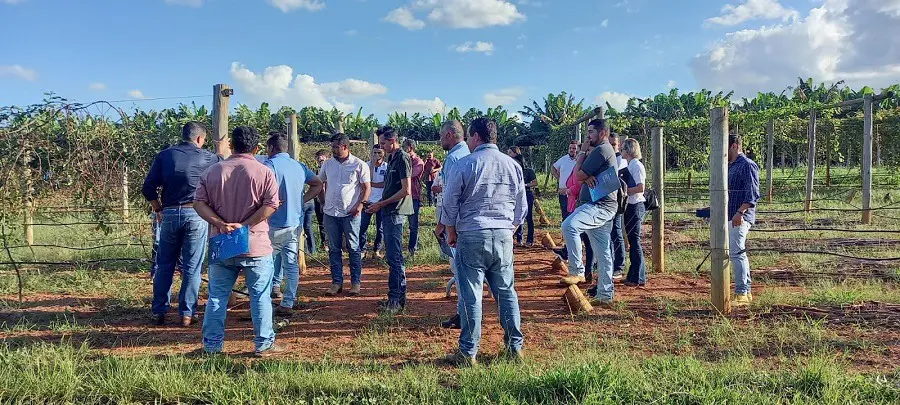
[{"left": 728, "top": 153, "right": 761, "bottom": 225}]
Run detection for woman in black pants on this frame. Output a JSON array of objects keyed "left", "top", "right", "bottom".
[{"left": 512, "top": 155, "right": 536, "bottom": 245}]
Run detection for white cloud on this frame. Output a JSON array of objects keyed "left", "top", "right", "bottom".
[
  {"left": 164, "top": 0, "right": 203, "bottom": 6},
  {"left": 128, "top": 90, "right": 147, "bottom": 99},
  {"left": 595, "top": 91, "right": 635, "bottom": 112},
  {"left": 454, "top": 41, "right": 494, "bottom": 55},
  {"left": 706, "top": 0, "right": 798, "bottom": 26},
  {"left": 483, "top": 87, "right": 525, "bottom": 106},
  {"left": 388, "top": 0, "right": 525, "bottom": 29},
  {"left": 374, "top": 97, "right": 447, "bottom": 115},
  {"left": 601, "top": 19, "right": 609, "bottom": 27},
  {"left": 230, "top": 62, "right": 387, "bottom": 112},
  {"left": 0, "top": 65, "right": 37, "bottom": 81},
  {"left": 666, "top": 80, "right": 677, "bottom": 89},
  {"left": 692, "top": 0, "right": 900, "bottom": 97},
  {"left": 268, "top": 0, "right": 325, "bottom": 13},
  {"left": 384, "top": 7, "right": 425, "bottom": 30},
  {"left": 88, "top": 82, "right": 107, "bottom": 91}
]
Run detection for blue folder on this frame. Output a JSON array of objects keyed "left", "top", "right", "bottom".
[
  {"left": 589, "top": 165, "right": 622, "bottom": 202},
  {"left": 209, "top": 226, "right": 250, "bottom": 262}
]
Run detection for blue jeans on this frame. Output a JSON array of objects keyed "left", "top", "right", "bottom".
[
  {"left": 455, "top": 229, "right": 523, "bottom": 357},
  {"left": 202, "top": 255, "right": 275, "bottom": 353},
  {"left": 152, "top": 207, "right": 208, "bottom": 318},
  {"left": 302, "top": 201, "right": 316, "bottom": 254},
  {"left": 269, "top": 226, "right": 300, "bottom": 308},
  {"left": 383, "top": 212, "right": 407, "bottom": 306},
  {"left": 562, "top": 203, "right": 616, "bottom": 301},
  {"left": 624, "top": 203, "right": 647, "bottom": 284},
  {"left": 408, "top": 199, "right": 421, "bottom": 253},
  {"left": 324, "top": 214, "right": 362, "bottom": 285},
  {"left": 515, "top": 191, "right": 535, "bottom": 244},
  {"left": 610, "top": 213, "right": 625, "bottom": 274},
  {"left": 558, "top": 194, "right": 569, "bottom": 219},
  {"left": 730, "top": 222, "right": 752, "bottom": 294},
  {"left": 359, "top": 209, "right": 384, "bottom": 253}
]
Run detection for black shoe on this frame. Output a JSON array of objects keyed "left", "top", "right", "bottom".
[
  {"left": 441, "top": 314, "right": 461, "bottom": 329},
  {"left": 152, "top": 314, "right": 165, "bottom": 326},
  {"left": 623, "top": 281, "right": 646, "bottom": 287},
  {"left": 271, "top": 289, "right": 283, "bottom": 299},
  {"left": 552, "top": 247, "right": 568, "bottom": 261},
  {"left": 586, "top": 285, "right": 598, "bottom": 297}
]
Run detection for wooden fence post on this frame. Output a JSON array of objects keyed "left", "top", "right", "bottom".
[
  {"left": 862, "top": 95, "right": 873, "bottom": 225},
  {"left": 122, "top": 156, "right": 129, "bottom": 222},
  {"left": 287, "top": 113, "right": 299, "bottom": 160},
  {"left": 651, "top": 127, "right": 665, "bottom": 274},
  {"left": 575, "top": 124, "right": 582, "bottom": 144},
  {"left": 709, "top": 107, "right": 730, "bottom": 314},
  {"left": 766, "top": 119, "right": 774, "bottom": 203},
  {"left": 804, "top": 108, "right": 816, "bottom": 212},
  {"left": 212, "top": 84, "right": 232, "bottom": 159},
  {"left": 21, "top": 141, "right": 34, "bottom": 246}
]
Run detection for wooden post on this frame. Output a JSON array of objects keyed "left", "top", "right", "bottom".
[
  {"left": 651, "top": 127, "right": 665, "bottom": 274},
  {"left": 287, "top": 113, "right": 299, "bottom": 160},
  {"left": 766, "top": 119, "right": 774, "bottom": 203},
  {"left": 121, "top": 158, "right": 129, "bottom": 222},
  {"left": 709, "top": 107, "right": 730, "bottom": 314},
  {"left": 575, "top": 124, "right": 582, "bottom": 144},
  {"left": 212, "top": 84, "right": 232, "bottom": 158},
  {"left": 862, "top": 95, "right": 873, "bottom": 224},
  {"left": 804, "top": 108, "right": 816, "bottom": 212},
  {"left": 22, "top": 142, "right": 34, "bottom": 246}
]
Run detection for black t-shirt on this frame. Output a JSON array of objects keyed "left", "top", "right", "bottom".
[
  {"left": 578, "top": 141, "right": 618, "bottom": 212},
  {"left": 523, "top": 168, "right": 536, "bottom": 191},
  {"left": 382, "top": 150, "right": 414, "bottom": 215}
]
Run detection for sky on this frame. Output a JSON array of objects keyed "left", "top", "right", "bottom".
[{"left": 1, "top": 0, "right": 898, "bottom": 118}]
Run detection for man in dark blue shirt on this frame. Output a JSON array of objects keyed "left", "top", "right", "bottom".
[
  {"left": 142, "top": 122, "right": 221, "bottom": 326},
  {"left": 727, "top": 133, "right": 760, "bottom": 307}
]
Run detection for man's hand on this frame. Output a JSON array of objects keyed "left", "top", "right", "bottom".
[
  {"left": 365, "top": 201, "right": 381, "bottom": 214},
  {"left": 434, "top": 223, "right": 445, "bottom": 239},
  {"left": 155, "top": 212, "right": 163, "bottom": 224},
  {"left": 580, "top": 139, "right": 592, "bottom": 153},
  {"left": 219, "top": 223, "right": 243, "bottom": 234},
  {"left": 447, "top": 227, "right": 458, "bottom": 248},
  {"left": 732, "top": 213, "right": 744, "bottom": 227},
  {"left": 349, "top": 202, "right": 364, "bottom": 217},
  {"left": 558, "top": 187, "right": 567, "bottom": 195},
  {"left": 584, "top": 176, "right": 597, "bottom": 188},
  {"left": 432, "top": 184, "right": 442, "bottom": 194}
]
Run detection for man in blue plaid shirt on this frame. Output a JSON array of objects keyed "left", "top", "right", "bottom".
[{"left": 727, "top": 133, "right": 760, "bottom": 306}]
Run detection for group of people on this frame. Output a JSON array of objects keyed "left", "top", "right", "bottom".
[{"left": 141, "top": 115, "right": 759, "bottom": 361}]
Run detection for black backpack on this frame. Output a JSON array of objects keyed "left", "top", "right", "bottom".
[
  {"left": 644, "top": 188, "right": 659, "bottom": 211},
  {"left": 615, "top": 178, "right": 628, "bottom": 216}
]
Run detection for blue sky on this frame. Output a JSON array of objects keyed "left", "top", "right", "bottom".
[{"left": 2, "top": 0, "right": 898, "bottom": 117}]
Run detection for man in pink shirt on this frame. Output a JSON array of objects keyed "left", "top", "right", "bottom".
[
  {"left": 402, "top": 138, "right": 425, "bottom": 255},
  {"left": 194, "top": 126, "right": 282, "bottom": 357}
]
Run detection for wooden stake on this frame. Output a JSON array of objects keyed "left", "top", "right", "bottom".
[
  {"left": 122, "top": 159, "right": 129, "bottom": 222},
  {"left": 212, "top": 84, "right": 232, "bottom": 158},
  {"left": 862, "top": 95, "right": 873, "bottom": 224},
  {"left": 804, "top": 108, "right": 816, "bottom": 212},
  {"left": 651, "top": 127, "right": 665, "bottom": 274},
  {"left": 575, "top": 124, "right": 582, "bottom": 144},
  {"left": 541, "top": 233, "right": 557, "bottom": 249},
  {"left": 287, "top": 113, "right": 299, "bottom": 160},
  {"left": 709, "top": 107, "right": 731, "bottom": 314},
  {"left": 766, "top": 119, "right": 774, "bottom": 203},
  {"left": 552, "top": 256, "right": 569, "bottom": 275},
  {"left": 563, "top": 284, "right": 593, "bottom": 314},
  {"left": 22, "top": 142, "right": 33, "bottom": 246},
  {"left": 533, "top": 199, "right": 551, "bottom": 225}
]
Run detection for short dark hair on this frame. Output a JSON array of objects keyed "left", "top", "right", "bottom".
[
  {"left": 729, "top": 133, "right": 742, "bottom": 148},
  {"left": 587, "top": 118, "right": 609, "bottom": 133},
  {"left": 609, "top": 132, "right": 619, "bottom": 141},
  {"left": 267, "top": 132, "right": 289, "bottom": 154},
  {"left": 512, "top": 154, "right": 525, "bottom": 168},
  {"left": 380, "top": 126, "right": 399, "bottom": 140},
  {"left": 315, "top": 149, "right": 329, "bottom": 158},
  {"left": 376, "top": 127, "right": 385, "bottom": 136},
  {"left": 468, "top": 118, "right": 498, "bottom": 144},
  {"left": 569, "top": 140, "right": 579, "bottom": 145},
  {"left": 330, "top": 133, "right": 350, "bottom": 147},
  {"left": 231, "top": 126, "right": 260, "bottom": 154},
  {"left": 182, "top": 121, "right": 206, "bottom": 141}
]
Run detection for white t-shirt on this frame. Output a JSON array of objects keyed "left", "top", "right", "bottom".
[
  {"left": 552, "top": 154, "right": 578, "bottom": 189},
  {"left": 615, "top": 153, "right": 628, "bottom": 170},
  {"left": 626, "top": 159, "right": 647, "bottom": 205},
  {"left": 367, "top": 160, "right": 388, "bottom": 203},
  {"left": 318, "top": 154, "right": 371, "bottom": 217}
]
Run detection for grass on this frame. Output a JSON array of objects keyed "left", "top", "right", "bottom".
[{"left": 0, "top": 342, "right": 897, "bottom": 404}]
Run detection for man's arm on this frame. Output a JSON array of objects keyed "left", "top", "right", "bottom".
[
  {"left": 141, "top": 155, "right": 163, "bottom": 212},
  {"left": 551, "top": 166, "right": 560, "bottom": 180},
  {"left": 512, "top": 167, "right": 527, "bottom": 227},
  {"left": 368, "top": 178, "right": 410, "bottom": 214},
  {"left": 348, "top": 163, "right": 371, "bottom": 216},
  {"left": 303, "top": 175, "right": 324, "bottom": 204},
  {"left": 194, "top": 201, "right": 239, "bottom": 234}
]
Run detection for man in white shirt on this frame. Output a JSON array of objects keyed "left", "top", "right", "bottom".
[
  {"left": 552, "top": 141, "right": 579, "bottom": 219},
  {"left": 360, "top": 146, "right": 388, "bottom": 259},
  {"left": 319, "top": 133, "right": 371, "bottom": 296}
]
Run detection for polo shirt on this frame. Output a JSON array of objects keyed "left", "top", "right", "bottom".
[
  {"left": 264, "top": 153, "right": 316, "bottom": 228},
  {"left": 382, "top": 150, "right": 414, "bottom": 215}
]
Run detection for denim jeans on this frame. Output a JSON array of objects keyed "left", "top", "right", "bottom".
[
  {"left": 314, "top": 199, "right": 327, "bottom": 249},
  {"left": 383, "top": 212, "right": 407, "bottom": 306},
  {"left": 323, "top": 214, "right": 362, "bottom": 286},
  {"left": 269, "top": 226, "right": 300, "bottom": 308},
  {"left": 202, "top": 255, "right": 275, "bottom": 353},
  {"left": 359, "top": 209, "right": 384, "bottom": 253},
  {"left": 302, "top": 201, "right": 316, "bottom": 254},
  {"left": 730, "top": 222, "right": 752, "bottom": 294},
  {"left": 624, "top": 203, "right": 647, "bottom": 285},
  {"left": 515, "top": 191, "right": 535, "bottom": 244},
  {"left": 610, "top": 213, "right": 626, "bottom": 274},
  {"left": 152, "top": 207, "right": 208, "bottom": 318},
  {"left": 558, "top": 194, "right": 569, "bottom": 219},
  {"left": 455, "top": 229, "right": 523, "bottom": 357},
  {"left": 562, "top": 203, "right": 616, "bottom": 301},
  {"left": 408, "top": 199, "right": 421, "bottom": 253}
]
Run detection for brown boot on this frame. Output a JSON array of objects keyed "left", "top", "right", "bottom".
[
  {"left": 348, "top": 283, "right": 361, "bottom": 296},
  {"left": 326, "top": 284, "right": 343, "bottom": 296},
  {"left": 181, "top": 316, "right": 198, "bottom": 327}
]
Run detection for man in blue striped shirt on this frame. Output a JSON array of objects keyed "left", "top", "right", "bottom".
[
  {"left": 440, "top": 118, "right": 527, "bottom": 366},
  {"left": 728, "top": 133, "right": 760, "bottom": 306}
]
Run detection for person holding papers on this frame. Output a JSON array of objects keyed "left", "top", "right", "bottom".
[
  {"left": 559, "top": 119, "right": 619, "bottom": 305},
  {"left": 194, "top": 126, "right": 282, "bottom": 357}
]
